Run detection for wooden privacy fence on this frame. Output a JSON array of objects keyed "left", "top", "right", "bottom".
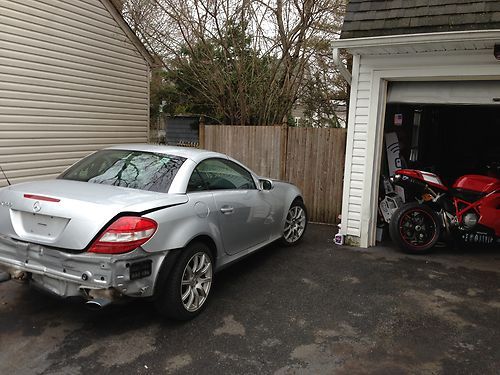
[{"left": 201, "top": 125, "right": 347, "bottom": 224}]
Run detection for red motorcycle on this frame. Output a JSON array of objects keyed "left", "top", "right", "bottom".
[{"left": 389, "top": 169, "right": 500, "bottom": 253}]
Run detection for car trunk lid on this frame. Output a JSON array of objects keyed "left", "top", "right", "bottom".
[{"left": 0, "top": 180, "right": 187, "bottom": 251}]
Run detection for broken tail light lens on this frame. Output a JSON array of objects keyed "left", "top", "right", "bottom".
[{"left": 88, "top": 216, "right": 157, "bottom": 254}]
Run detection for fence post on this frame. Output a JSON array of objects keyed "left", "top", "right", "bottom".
[
  {"left": 199, "top": 116, "right": 205, "bottom": 149},
  {"left": 279, "top": 123, "right": 288, "bottom": 180}
]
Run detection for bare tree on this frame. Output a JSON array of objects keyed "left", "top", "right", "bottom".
[
  {"left": 298, "top": 47, "right": 350, "bottom": 128},
  {"left": 122, "top": 0, "right": 346, "bottom": 125}
]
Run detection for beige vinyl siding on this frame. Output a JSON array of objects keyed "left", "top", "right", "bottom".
[{"left": 0, "top": 0, "right": 149, "bottom": 187}]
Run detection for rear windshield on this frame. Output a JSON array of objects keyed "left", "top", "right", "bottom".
[{"left": 59, "top": 150, "right": 186, "bottom": 193}]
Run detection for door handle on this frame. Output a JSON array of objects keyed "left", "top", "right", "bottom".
[{"left": 220, "top": 206, "right": 234, "bottom": 214}]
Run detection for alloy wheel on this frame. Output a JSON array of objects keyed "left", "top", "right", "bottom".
[
  {"left": 399, "top": 209, "right": 437, "bottom": 248},
  {"left": 180, "top": 252, "right": 212, "bottom": 312},
  {"left": 284, "top": 205, "right": 306, "bottom": 243}
]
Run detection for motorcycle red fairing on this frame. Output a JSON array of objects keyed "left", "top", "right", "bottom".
[
  {"left": 452, "top": 175, "right": 500, "bottom": 237},
  {"left": 389, "top": 169, "right": 500, "bottom": 253}
]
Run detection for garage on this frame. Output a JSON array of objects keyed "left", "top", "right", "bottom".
[
  {"left": 333, "top": 0, "right": 500, "bottom": 247},
  {"left": 378, "top": 81, "right": 500, "bottom": 248}
]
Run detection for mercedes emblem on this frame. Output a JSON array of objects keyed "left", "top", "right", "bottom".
[{"left": 33, "top": 201, "right": 41, "bottom": 213}]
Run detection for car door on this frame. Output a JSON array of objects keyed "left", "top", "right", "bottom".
[{"left": 189, "top": 158, "right": 272, "bottom": 255}]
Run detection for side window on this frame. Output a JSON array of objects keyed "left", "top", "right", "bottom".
[
  {"left": 187, "top": 158, "right": 256, "bottom": 192},
  {"left": 187, "top": 169, "right": 207, "bottom": 192}
]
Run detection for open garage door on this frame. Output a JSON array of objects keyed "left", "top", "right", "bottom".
[
  {"left": 384, "top": 81, "right": 500, "bottom": 184},
  {"left": 388, "top": 81, "right": 500, "bottom": 106},
  {"left": 377, "top": 81, "right": 500, "bottom": 246}
]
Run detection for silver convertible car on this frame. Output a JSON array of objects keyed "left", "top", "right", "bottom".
[{"left": 0, "top": 145, "right": 307, "bottom": 320}]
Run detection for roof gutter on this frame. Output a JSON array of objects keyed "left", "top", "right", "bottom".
[
  {"left": 332, "top": 29, "right": 500, "bottom": 51},
  {"left": 332, "top": 48, "right": 352, "bottom": 84}
]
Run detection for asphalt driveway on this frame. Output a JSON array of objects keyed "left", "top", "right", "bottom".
[{"left": 0, "top": 224, "right": 499, "bottom": 374}]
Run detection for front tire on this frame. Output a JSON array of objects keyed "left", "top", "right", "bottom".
[
  {"left": 280, "top": 199, "right": 308, "bottom": 246},
  {"left": 389, "top": 202, "right": 441, "bottom": 254},
  {"left": 155, "top": 242, "right": 213, "bottom": 320}
]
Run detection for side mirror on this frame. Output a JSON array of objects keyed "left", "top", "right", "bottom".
[{"left": 259, "top": 178, "right": 274, "bottom": 191}]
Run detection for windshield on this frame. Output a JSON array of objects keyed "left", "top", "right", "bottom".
[{"left": 59, "top": 150, "right": 186, "bottom": 193}]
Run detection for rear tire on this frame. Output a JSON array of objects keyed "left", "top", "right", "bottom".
[
  {"left": 155, "top": 242, "right": 213, "bottom": 320},
  {"left": 389, "top": 202, "right": 441, "bottom": 254}
]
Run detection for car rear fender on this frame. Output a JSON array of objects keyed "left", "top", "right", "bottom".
[
  {"left": 141, "top": 193, "right": 224, "bottom": 255},
  {"left": 152, "top": 234, "right": 219, "bottom": 297}
]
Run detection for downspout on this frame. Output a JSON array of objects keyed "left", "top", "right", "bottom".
[{"left": 332, "top": 48, "right": 352, "bottom": 84}]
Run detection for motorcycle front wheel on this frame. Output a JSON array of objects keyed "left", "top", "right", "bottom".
[{"left": 389, "top": 202, "right": 441, "bottom": 254}]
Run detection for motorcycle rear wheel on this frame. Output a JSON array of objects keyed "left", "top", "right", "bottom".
[{"left": 389, "top": 202, "right": 441, "bottom": 254}]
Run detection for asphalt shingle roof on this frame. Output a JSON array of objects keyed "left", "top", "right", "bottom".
[{"left": 341, "top": 0, "right": 500, "bottom": 39}]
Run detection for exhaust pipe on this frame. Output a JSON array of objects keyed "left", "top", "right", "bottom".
[
  {"left": 85, "top": 298, "right": 112, "bottom": 310},
  {"left": 84, "top": 288, "right": 120, "bottom": 310}
]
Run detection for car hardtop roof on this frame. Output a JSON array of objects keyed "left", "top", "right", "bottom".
[{"left": 104, "top": 144, "right": 228, "bottom": 163}]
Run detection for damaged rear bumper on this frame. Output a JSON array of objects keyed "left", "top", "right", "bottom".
[{"left": 0, "top": 234, "right": 167, "bottom": 301}]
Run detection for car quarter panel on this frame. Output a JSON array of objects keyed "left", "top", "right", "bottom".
[{"left": 141, "top": 192, "right": 224, "bottom": 256}]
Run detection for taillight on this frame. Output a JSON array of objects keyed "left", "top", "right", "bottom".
[
  {"left": 88, "top": 216, "right": 157, "bottom": 254},
  {"left": 396, "top": 169, "right": 423, "bottom": 180}
]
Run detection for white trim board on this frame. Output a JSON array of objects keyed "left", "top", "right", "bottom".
[
  {"left": 333, "top": 29, "right": 500, "bottom": 50},
  {"left": 340, "top": 55, "right": 361, "bottom": 239}
]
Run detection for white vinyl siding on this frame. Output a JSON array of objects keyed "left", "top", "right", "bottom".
[
  {"left": 0, "top": 0, "right": 149, "bottom": 187},
  {"left": 341, "top": 56, "right": 371, "bottom": 238}
]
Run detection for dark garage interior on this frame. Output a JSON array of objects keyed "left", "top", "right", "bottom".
[{"left": 382, "top": 103, "right": 500, "bottom": 185}]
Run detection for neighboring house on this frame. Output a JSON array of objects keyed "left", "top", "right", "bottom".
[
  {"left": 291, "top": 102, "right": 347, "bottom": 128},
  {"left": 0, "top": 0, "right": 153, "bottom": 187},
  {"left": 163, "top": 115, "right": 200, "bottom": 146},
  {"left": 333, "top": 1, "right": 500, "bottom": 247}
]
